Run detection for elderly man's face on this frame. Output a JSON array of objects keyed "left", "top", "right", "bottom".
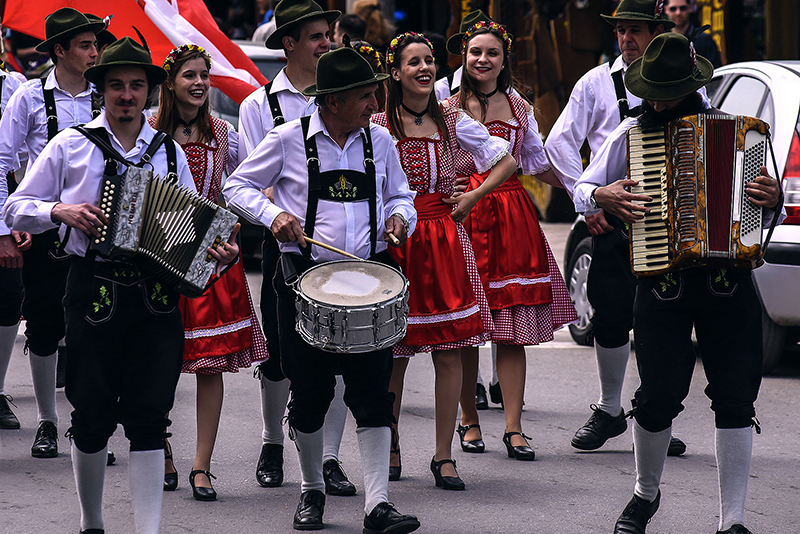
[{"left": 329, "top": 84, "right": 379, "bottom": 131}]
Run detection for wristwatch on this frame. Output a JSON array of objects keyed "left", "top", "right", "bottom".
[
  {"left": 391, "top": 212, "right": 410, "bottom": 232},
  {"left": 589, "top": 187, "right": 599, "bottom": 210}
]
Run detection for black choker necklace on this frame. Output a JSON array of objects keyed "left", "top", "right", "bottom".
[
  {"left": 401, "top": 103, "right": 428, "bottom": 126},
  {"left": 178, "top": 115, "right": 199, "bottom": 137},
  {"left": 477, "top": 87, "right": 499, "bottom": 101}
]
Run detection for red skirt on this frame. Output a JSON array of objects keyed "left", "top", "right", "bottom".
[
  {"left": 390, "top": 192, "right": 492, "bottom": 354},
  {"left": 179, "top": 256, "right": 269, "bottom": 374}
]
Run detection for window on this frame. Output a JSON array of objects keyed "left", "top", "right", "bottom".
[{"left": 718, "top": 76, "right": 768, "bottom": 118}]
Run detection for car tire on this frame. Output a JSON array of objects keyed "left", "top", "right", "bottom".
[
  {"left": 761, "top": 310, "right": 787, "bottom": 374},
  {"left": 566, "top": 237, "right": 594, "bottom": 346}
]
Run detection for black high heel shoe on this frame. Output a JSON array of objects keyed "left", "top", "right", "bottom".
[
  {"left": 430, "top": 457, "right": 465, "bottom": 490},
  {"left": 456, "top": 423, "right": 485, "bottom": 453},
  {"left": 389, "top": 424, "right": 402, "bottom": 481},
  {"left": 163, "top": 439, "right": 178, "bottom": 491},
  {"left": 503, "top": 431, "right": 535, "bottom": 461},
  {"left": 189, "top": 469, "right": 217, "bottom": 501}
]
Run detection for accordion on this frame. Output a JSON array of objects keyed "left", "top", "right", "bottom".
[
  {"left": 627, "top": 113, "right": 770, "bottom": 276},
  {"left": 91, "top": 166, "right": 239, "bottom": 298}
]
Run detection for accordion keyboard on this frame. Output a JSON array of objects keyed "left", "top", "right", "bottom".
[{"left": 628, "top": 127, "right": 670, "bottom": 273}]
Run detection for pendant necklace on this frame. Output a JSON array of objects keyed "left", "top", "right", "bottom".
[
  {"left": 477, "top": 87, "right": 499, "bottom": 104},
  {"left": 178, "top": 115, "right": 199, "bottom": 137},
  {"left": 401, "top": 103, "right": 428, "bottom": 126}
]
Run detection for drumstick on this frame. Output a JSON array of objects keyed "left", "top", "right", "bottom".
[
  {"left": 303, "top": 236, "right": 364, "bottom": 261},
  {"left": 387, "top": 232, "right": 400, "bottom": 246}
]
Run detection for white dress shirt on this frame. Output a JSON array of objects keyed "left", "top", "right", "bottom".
[
  {"left": 0, "top": 71, "right": 23, "bottom": 236},
  {"left": 238, "top": 67, "right": 317, "bottom": 159},
  {"left": 223, "top": 110, "right": 417, "bottom": 262},
  {"left": 434, "top": 67, "right": 462, "bottom": 101},
  {"left": 0, "top": 70, "right": 97, "bottom": 235},
  {"left": 2, "top": 113, "right": 193, "bottom": 257}
]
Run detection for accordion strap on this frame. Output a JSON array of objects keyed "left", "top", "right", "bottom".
[
  {"left": 762, "top": 133, "right": 784, "bottom": 256},
  {"left": 73, "top": 126, "right": 178, "bottom": 181}
]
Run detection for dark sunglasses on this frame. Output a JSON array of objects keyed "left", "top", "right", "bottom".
[{"left": 668, "top": 5, "right": 689, "bottom": 12}]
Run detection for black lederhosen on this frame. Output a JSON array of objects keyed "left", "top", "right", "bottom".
[
  {"left": 586, "top": 214, "right": 637, "bottom": 349},
  {"left": 0, "top": 164, "right": 23, "bottom": 327},
  {"left": 632, "top": 268, "right": 762, "bottom": 432},
  {"left": 64, "top": 255, "right": 183, "bottom": 453}
]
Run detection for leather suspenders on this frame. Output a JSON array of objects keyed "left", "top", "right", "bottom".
[
  {"left": 41, "top": 78, "right": 103, "bottom": 142},
  {"left": 611, "top": 69, "right": 642, "bottom": 121},
  {"left": 265, "top": 80, "right": 286, "bottom": 127}
]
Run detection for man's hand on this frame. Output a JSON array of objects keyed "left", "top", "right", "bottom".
[
  {"left": 0, "top": 234, "right": 23, "bottom": 268},
  {"left": 384, "top": 215, "right": 408, "bottom": 247},
  {"left": 209, "top": 223, "right": 241, "bottom": 275},
  {"left": 586, "top": 211, "right": 614, "bottom": 236},
  {"left": 443, "top": 190, "right": 479, "bottom": 223},
  {"left": 745, "top": 166, "right": 781, "bottom": 209},
  {"left": 270, "top": 211, "right": 306, "bottom": 247},
  {"left": 593, "top": 179, "right": 651, "bottom": 223},
  {"left": 51, "top": 203, "right": 108, "bottom": 237},
  {"left": 13, "top": 231, "right": 32, "bottom": 252}
]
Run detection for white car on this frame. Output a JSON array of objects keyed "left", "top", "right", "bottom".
[{"left": 563, "top": 60, "right": 800, "bottom": 373}]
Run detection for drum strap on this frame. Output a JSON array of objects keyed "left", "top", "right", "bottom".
[
  {"left": 611, "top": 69, "right": 641, "bottom": 121},
  {"left": 300, "top": 115, "right": 377, "bottom": 260},
  {"left": 265, "top": 80, "right": 285, "bottom": 127}
]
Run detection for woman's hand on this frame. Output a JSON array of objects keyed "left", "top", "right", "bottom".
[{"left": 443, "top": 190, "right": 479, "bottom": 223}]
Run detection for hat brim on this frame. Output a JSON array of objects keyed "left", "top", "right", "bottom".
[
  {"left": 84, "top": 62, "right": 168, "bottom": 87},
  {"left": 601, "top": 13, "right": 676, "bottom": 29},
  {"left": 624, "top": 54, "right": 713, "bottom": 102},
  {"left": 265, "top": 10, "right": 341, "bottom": 50},
  {"left": 302, "top": 72, "right": 389, "bottom": 97},
  {"left": 35, "top": 21, "right": 107, "bottom": 52}
]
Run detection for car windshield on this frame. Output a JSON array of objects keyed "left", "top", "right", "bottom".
[{"left": 210, "top": 54, "right": 287, "bottom": 128}]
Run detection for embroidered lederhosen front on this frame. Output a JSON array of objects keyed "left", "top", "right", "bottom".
[{"left": 299, "top": 115, "right": 377, "bottom": 260}]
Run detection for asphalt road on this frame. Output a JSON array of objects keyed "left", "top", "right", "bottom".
[{"left": 1, "top": 223, "right": 799, "bottom": 533}]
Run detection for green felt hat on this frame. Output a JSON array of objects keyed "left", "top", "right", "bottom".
[
  {"left": 84, "top": 14, "right": 118, "bottom": 50},
  {"left": 601, "top": 0, "right": 675, "bottom": 29},
  {"left": 265, "top": 0, "right": 341, "bottom": 50},
  {"left": 84, "top": 37, "right": 168, "bottom": 86},
  {"left": 302, "top": 47, "right": 389, "bottom": 96},
  {"left": 446, "top": 10, "right": 496, "bottom": 55},
  {"left": 624, "top": 32, "right": 713, "bottom": 101},
  {"left": 35, "top": 8, "right": 106, "bottom": 53}
]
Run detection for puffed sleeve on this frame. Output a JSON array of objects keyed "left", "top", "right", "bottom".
[
  {"left": 454, "top": 110, "right": 509, "bottom": 173},
  {"left": 520, "top": 107, "right": 551, "bottom": 176}
]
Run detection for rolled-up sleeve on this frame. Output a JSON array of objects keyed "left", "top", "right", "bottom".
[{"left": 574, "top": 121, "right": 631, "bottom": 214}]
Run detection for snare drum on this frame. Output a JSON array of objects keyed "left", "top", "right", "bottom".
[{"left": 294, "top": 260, "right": 409, "bottom": 353}]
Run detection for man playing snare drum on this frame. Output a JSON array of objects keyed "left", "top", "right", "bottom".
[{"left": 223, "top": 47, "right": 419, "bottom": 534}]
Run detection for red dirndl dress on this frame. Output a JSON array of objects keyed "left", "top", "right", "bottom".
[
  {"left": 372, "top": 107, "right": 509, "bottom": 355},
  {"left": 148, "top": 116, "right": 269, "bottom": 373},
  {"left": 447, "top": 93, "right": 577, "bottom": 344}
]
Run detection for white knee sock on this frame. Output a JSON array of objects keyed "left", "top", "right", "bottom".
[
  {"left": 72, "top": 442, "right": 107, "bottom": 531},
  {"left": 28, "top": 350, "right": 58, "bottom": 424},
  {"left": 357, "top": 426, "right": 390, "bottom": 515},
  {"left": 716, "top": 427, "right": 753, "bottom": 531},
  {"left": 322, "top": 375, "right": 347, "bottom": 463},
  {"left": 0, "top": 323, "right": 20, "bottom": 395},
  {"left": 129, "top": 449, "right": 164, "bottom": 534},
  {"left": 260, "top": 377, "right": 290, "bottom": 445},
  {"left": 476, "top": 364, "right": 485, "bottom": 388},
  {"left": 633, "top": 421, "right": 671, "bottom": 502},
  {"left": 490, "top": 344, "right": 499, "bottom": 385},
  {"left": 595, "top": 342, "right": 630, "bottom": 416},
  {"left": 294, "top": 428, "right": 325, "bottom": 493}
]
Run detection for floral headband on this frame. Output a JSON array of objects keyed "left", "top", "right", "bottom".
[
  {"left": 385, "top": 32, "right": 434, "bottom": 66},
  {"left": 461, "top": 21, "right": 512, "bottom": 54},
  {"left": 163, "top": 44, "right": 211, "bottom": 73},
  {"left": 355, "top": 43, "right": 382, "bottom": 68}
]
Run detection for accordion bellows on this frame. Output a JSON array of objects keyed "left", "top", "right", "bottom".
[
  {"left": 92, "top": 166, "right": 239, "bottom": 297},
  {"left": 627, "top": 114, "right": 769, "bottom": 276}
]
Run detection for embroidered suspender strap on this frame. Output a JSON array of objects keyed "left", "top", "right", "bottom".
[
  {"left": 265, "top": 80, "right": 285, "bottom": 127},
  {"left": 362, "top": 126, "right": 377, "bottom": 258},
  {"left": 611, "top": 69, "right": 641, "bottom": 121},
  {"left": 41, "top": 79, "right": 59, "bottom": 142},
  {"left": 301, "top": 116, "right": 321, "bottom": 259}
]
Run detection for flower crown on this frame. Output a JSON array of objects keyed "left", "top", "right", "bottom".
[
  {"left": 355, "top": 43, "right": 382, "bottom": 68},
  {"left": 461, "top": 21, "right": 512, "bottom": 54},
  {"left": 163, "top": 44, "right": 211, "bottom": 73},
  {"left": 385, "top": 32, "right": 434, "bottom": 66}
]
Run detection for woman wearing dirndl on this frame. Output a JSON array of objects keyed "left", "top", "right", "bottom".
[
  {"left": 372, "top": 32, "right": 517, "bottom": 490},
  {"left": 150, "top": 44, "right": 268, "bottom": 501},
  {"left": 445, "top": 21, "right": 577, "bottom": 461}
]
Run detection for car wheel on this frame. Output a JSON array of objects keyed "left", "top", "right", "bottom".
[
  {"left": 566, "top": 237, "right": 594, "bottom": 346},
  {"left": 761, "top": 310, "right": 787, "bottom": 374}
]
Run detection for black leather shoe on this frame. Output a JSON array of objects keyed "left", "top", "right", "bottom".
[
  {"left": 571, "top": 404, "right": 627, "bottom": 451},
  {"left": 430, "top": 457, "right": 465, "bottom": 490},
  {"left": 667, "top": 436, "right": 686, "bottom": 456},
  {"left": 475, "top": 384, "right": 488, "bottom": 410},
  {"left": 189, "top": 469, "right": 217, "bottom": 501},
  {"left": 503, "top": 431, "right": 535, "bottom": 461},
  {"left": 323, "top": 459, "right": 356, "bottom": 496},
  {"left": 363, "top": 502, "right": 420, "bottom": 534},
  {"left": 0, "top": 394, "right": 20, "bottom": 429},
  {"left": 456, "top": 423, "right": 485, "bottom": 453},
  {"left": 488, "top": 382, "right": 503, "bottom": 407},
  {"left": 256, "top": 443, "right": 284, "bottom": 487},
  {"left": 389, "top": 424, "right": 401, "bottom": 482},
  {"left": 614, "top": 491, "right": 660, "bottom": 534},
  {"left": 293, "top": 490, "right": 325, "bottom": 530},
  {"left": 716, "top": 525, "right": 752, "bottom": 534},
  {"left": 31, "top": 421, "right": 58, "bottom": 458},
  {"left": 163, "top": 439, "right": 177, "bottom": 491}
]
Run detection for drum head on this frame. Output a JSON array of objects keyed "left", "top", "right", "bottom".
[{"left": 298, "top": 260, "right": 406, "bottom": 307}]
